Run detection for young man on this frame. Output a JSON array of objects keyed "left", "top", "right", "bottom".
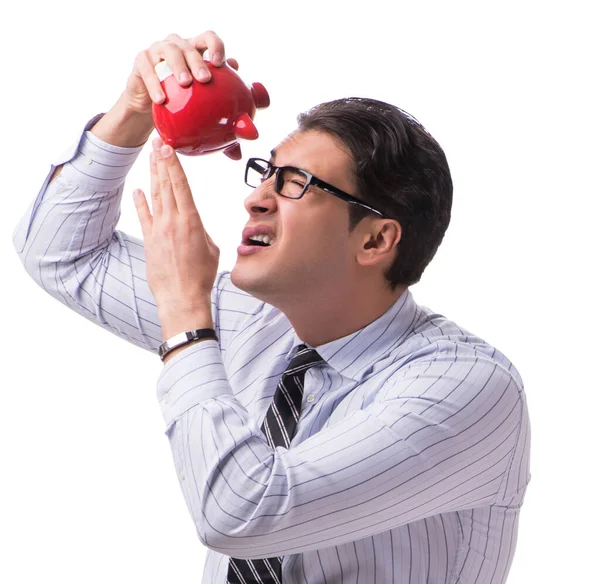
[{"left": 14, "top": 31, "right": 530, "bottom": 584}]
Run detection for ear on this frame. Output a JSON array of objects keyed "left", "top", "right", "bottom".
[{"left": 356, "top": 219, "right": 402, "bottom": 267}]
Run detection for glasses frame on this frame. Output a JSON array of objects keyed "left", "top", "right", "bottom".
[{"left": 245, "top": 158, "right": 385, "bottom": 218}]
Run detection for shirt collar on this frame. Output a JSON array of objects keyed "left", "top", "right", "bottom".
[{"left": 285, "top": 288, "right": 418, "bottom": 382}]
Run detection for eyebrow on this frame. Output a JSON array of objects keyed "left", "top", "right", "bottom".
[{"left": 268, "top": 148, "right": 314, "bottom": 179}]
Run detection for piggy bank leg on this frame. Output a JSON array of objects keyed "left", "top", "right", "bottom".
[{"left": 223, "top": 143, "right": 242, "bottom": 160}]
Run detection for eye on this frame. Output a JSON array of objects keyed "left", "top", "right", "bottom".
[{"left": 281, "top": 168, "right": 306, "bottom": 185}]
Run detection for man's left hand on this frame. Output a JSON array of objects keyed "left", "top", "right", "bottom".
[{"left": 134, "top": 137, "right": 218, "bottom": 340}]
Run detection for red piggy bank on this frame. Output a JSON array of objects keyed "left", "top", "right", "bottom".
[{"left": 152, "top": 60, "right": 270, "bottom": 160}]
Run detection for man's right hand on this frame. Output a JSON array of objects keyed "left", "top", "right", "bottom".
[
  {"left": 101, "top": 30, "right": 238, "bottom": 146},
  {"left": 124, "top": 31, "right": 234, "bottom": 116},
  {"left": 50, "top": 31, "right": 236, "bottom": 180}
]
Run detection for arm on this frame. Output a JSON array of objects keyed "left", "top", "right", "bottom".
[
  {"left": 13, "top": 123, "right": 159, "bottom": 349},
  {"left": 13, "top": 32, "right": 230, "bottom": 350},
  {"left": 156, "top": 341, "right": 528, "bottom": 558}
]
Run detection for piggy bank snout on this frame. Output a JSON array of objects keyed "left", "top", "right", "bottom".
[{"left": 251, "top": 83, "right": 270, "bottom": 109}]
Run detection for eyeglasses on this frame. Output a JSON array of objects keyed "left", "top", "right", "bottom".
[{"left": 244, "top": 158, "right": 385, "bottom": 217}]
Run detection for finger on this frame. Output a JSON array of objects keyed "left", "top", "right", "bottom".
[
  {"left": 133, "top": 189, "right": 153, "bottom": 239},
  {"left": 226, "top": 57, "right": 239, "bottom": 71},
  {"left": 164, "top": 32, "right": 184, "bottom": 43},
  {"left": 159, "top": 144, "right": 199, "bottom": 215},
  {"left": 188, "top": 30, "right": 226, "bottom": 67},
  {"left": 134, "top": 50, "right": 166, "bottom": 104},
  {"left": 148, "top": 41, "right": 193, "bottom": 86},
  {"left": 149, "top": 146, "right": 163, "bottom": 216},
  {"left": 153, "top": 139, "right": 178, "bottom": 214},
  {"left": 166, "top": 34, "right": 212, "bottom": 83}
]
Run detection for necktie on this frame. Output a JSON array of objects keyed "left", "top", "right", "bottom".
[{"left": 227, "top": 345, "right": 325, "bottom": 584}]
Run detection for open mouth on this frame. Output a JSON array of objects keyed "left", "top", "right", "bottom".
[
  {"left": 239, "top": 227, "right": 276, "bottom": 256},
  {"left": 246, "top": 235, "right": 274, "bottom": 247}
]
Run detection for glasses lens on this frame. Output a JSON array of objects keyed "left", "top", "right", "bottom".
[
  {"left": 246, "top": 159, "right": 272, "bottom": 188},
  {"left": 278, "top": 167, "right": 308, "bottom": 199}
]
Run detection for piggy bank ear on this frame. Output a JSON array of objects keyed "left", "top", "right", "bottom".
[{"left": 234, "top": 113, "right": 259, "bottom": 140}]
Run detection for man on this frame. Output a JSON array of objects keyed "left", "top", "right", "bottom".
[{"left": 14, "top": 31, "right": 530, "bottom": 584}]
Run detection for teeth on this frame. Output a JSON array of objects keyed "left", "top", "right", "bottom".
[{"left": 248, "top": 234, "right": 273, "bottom": 245}]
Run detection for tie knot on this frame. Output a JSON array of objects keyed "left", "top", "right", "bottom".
[{"left": 284, "top": 344, "right": 324, "bottom": 377}]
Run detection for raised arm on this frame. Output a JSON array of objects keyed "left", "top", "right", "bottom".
[{"left": 13, "top": 32, "right": 231, "bottom": 351}]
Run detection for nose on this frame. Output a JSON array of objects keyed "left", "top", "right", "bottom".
[{"left": 243, "top": 180, "right": 278, "bottom": 216}]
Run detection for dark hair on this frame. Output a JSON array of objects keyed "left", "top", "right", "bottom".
[{"left": 297, "top": 97, "right": 453, "bottom": 289}]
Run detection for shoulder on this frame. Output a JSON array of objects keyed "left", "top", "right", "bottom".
[
  {"left": 381, "top": 304, "right": 525, "bottom": 407},
  {"left": 370, "top": 305, "right": 530, "bottom": 507}
]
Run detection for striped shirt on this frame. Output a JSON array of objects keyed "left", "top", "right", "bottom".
[{"left": 13, "top": 116, "right": 531, "bottom": 584}]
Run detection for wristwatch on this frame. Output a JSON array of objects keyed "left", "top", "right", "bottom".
[{"left": 158, "top": 328, "right": 218, "bottom": 361}]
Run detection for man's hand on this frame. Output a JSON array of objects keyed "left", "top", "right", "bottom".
[
  {"left": 133, "top": 137, "right": 219, "bottom": 340},
  {"left": 125, "top": 31, "right": 238, "bottom": 115},
  {"left": 89, "top": 31, "right": 239, "bottom": 149}
]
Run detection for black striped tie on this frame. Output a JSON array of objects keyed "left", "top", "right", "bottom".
[{"left": 227, "top": 345, "right": 324, "bottom": 584}]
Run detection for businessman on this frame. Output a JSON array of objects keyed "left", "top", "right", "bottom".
[{"left": 14, "top": 30, "right": 530, "bottom": 584}]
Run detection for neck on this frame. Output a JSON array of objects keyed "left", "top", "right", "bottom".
[{"left": 276, "top": 280, "right": 407, "bottom": 347}]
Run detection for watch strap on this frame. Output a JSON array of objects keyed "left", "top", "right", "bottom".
[{"left": 158, "top": 328, "right": 218, "bottom": 361}]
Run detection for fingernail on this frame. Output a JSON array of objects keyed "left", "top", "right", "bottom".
[
  {"left": 179, "top": 71, "right": 191, "bottom": 83},
  {"left": 153, "top": 137, "right": 163, "bottom": 151},
  {"left": 161, "top": 145, "right": 172, "bottom": 158},
  {"left": 212, "top": 51, "right": 223, "bottom": 65},
  {"left": 197, "top": 68, "right": 210, "bottom": 81},
  {"left": 154, "top": 91, "right": 165, "bottom": 102}
]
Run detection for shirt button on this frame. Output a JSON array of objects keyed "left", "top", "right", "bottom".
[
  {"left": 306, "top": 394, "right": 316, "bottom": 403},
  {"left": 163, "top": 394, "right": 170, "bottom": 404},
  {"left": 84, "top": 156, "right": 93, "bottom": 165}
]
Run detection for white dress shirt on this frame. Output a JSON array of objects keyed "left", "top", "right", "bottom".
[{"left": 13, "top": 116, "right": 531, "bottom": 584}]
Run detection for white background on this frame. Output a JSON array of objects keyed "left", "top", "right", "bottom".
[{"left": 1, "top": 1, "right": 598, "bottom": 582}]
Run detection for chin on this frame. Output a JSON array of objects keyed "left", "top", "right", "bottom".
[
  {"left": 231, "top": 265, "right": 263, "bottom": 296},
  {"left": 230, "top": 264, "right": 249, "bottom": 291},
  {"left": 231, "top": 265, "right": 286, "bottom": 307}
]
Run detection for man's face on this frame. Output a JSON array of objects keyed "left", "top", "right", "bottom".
[{"left": 231, "top": 130, "right": 362, "bottom": 306}]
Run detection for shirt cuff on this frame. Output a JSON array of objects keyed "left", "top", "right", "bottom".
[
  {"left": 157, "top": 341, "right": 233, "bottom": 428},
  {"left": 58, "top": 115, "right": 145, "bottom": 190}
]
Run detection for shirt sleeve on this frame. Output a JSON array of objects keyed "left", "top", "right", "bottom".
[
  {"left": 156, "top": 342, "right": 528, "bottom": 558},
  {"left": 13, "top": 116, "right": 164, "bottom": 350},
  {"left": 13, "top": 117, "right": 265, "bottom": 355}
]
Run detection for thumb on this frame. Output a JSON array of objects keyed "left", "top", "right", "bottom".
[{"left": 133, "top": 189, "right": 153, "bottom": 239}]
